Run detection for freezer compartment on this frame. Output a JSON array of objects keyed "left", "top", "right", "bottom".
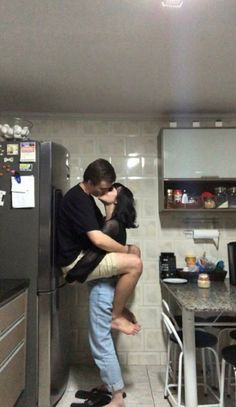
[{"left": 38, "top": 283, "right": 70, "bottom": 407}]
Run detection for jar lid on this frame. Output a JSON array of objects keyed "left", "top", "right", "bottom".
[{"left": 198, "top": 273, "right": 209, "bottom": 280}]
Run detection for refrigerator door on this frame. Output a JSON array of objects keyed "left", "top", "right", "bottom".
[
  {"left": 38, "top": 283, "right": 70, "bottom": 407},
  {"left": 38, "top": 142, "right": 70, "bottom": 292},
  {"left": 0, "top": 140, "right": 40, "bottom": 407}
]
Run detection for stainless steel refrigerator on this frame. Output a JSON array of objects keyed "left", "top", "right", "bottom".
[{"left": 0, "top": 140, "right": 71, "bottom": 407}]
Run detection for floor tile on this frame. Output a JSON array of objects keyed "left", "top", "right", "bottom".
[{"left": 55, "top": 364, "right": 235, "bottom": 407}]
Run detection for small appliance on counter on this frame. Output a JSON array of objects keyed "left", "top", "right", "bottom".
[
  {"left": 159, "top": 252, "right": 177, "bottom": 279},
  {"left": 228, "top": 242, "right": 236, "bottom": 285}
]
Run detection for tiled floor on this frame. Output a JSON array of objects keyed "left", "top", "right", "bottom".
[{"left": 56, "top": 365, "right": 235, "bottom": 407}]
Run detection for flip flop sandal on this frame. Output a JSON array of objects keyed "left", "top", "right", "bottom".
[
  {"left": 75, "top": 388, "right": 111, "bottom": 400},
  {"left": 75, "top": 388, "right": 126, "bottom": 400},
  {"left": 71, "top": 394, "right": 111, "bottom": 406}
]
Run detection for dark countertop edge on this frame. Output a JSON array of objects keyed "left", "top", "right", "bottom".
[
  {"left": 160, "top": 279, "right": 236, "bottom": 312},
  {"left": 0, "top": 279, "right": 30, "bottom": 307}
]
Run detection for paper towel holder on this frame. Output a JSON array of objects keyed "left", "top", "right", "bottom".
[{"left": 184, "top": 228, "right": 220, "bottom": 249}]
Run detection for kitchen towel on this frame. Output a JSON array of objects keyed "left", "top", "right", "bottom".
[{"left": 193, "top": 229, "right": 220, "bottom": 248}]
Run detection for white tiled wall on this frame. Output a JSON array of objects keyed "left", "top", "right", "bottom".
[{"left": 20, "top": 114, "right": 236, "bottom": 366}]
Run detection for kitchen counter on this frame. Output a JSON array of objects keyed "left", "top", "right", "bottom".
[
  {"left": 161, "top": 278, "right": 236, "bottom": 313},
  {"left": 0, "top": 279, "right": 29, "bottom": 307},
  {"left": 161, "top": 278, "right": 236, "bottom": 407}
]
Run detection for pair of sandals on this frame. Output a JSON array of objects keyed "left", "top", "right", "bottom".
[{"left": 70, "top": 387, "right": 126, "bottom": 407}]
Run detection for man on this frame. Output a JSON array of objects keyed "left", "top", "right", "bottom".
[
  {"left": 57, "top": 158, "right": 142, "bottom": 406},
  {"left": 57, "top": 158, "right": 142, "bottom": 335}
]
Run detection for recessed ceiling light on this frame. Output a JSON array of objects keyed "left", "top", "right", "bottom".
[{"left": 161, "top": 0, "right": 183, "bottom": 8}]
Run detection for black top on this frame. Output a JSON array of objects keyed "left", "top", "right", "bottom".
[{"left": 57, "top": 184, "right": 104, "bottom": 266}]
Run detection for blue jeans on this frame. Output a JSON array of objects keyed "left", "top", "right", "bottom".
[{"left": 87, "top": 278, "right": 124, "bottom": 392}]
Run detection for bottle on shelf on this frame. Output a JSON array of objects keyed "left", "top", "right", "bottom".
[{"left": 181, "top": 190, "right": 188, "bottom": 204}]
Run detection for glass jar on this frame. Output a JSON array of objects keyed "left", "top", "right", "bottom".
[
  {"left": 214, "top": 186, "right": 228, "bottom": 208},
  {"left": 198, "top": 273, "right": 211, "bottom": 288},
  {"left": 228, "top": 187, "right": 236, "bottom": 208},
  {"left": 204, "top": 197, "right": 216, "bottom": 209}
]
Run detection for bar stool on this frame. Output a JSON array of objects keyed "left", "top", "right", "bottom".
[
  {"left": 222, "top": 329, "right": 236, "bottom": 397},
  {"left": 219, "top": 343, "right": 236, "bottom": 407},
  {"left": 161, "top": 299, "right": 216, "bottom": 387},
  {"left": 162, "top": 311, "right": 221, "bottom": 407}
]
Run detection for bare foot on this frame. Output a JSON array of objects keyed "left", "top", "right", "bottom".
[
  {"left": 104, "top": 390, "right": 125, "bottom": 406},
  {"left": 104, "top": 401, "right": 125, "bottom": 407},
  {"left": 111, "top": 315, "right": 141, "bottom": 335},
  {"left": 122, "top": 307, "right": 138, "bottom": 324}
]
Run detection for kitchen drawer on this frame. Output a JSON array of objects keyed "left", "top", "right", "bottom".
[
  {"left": 0, "top": 343, "right": 25, "bottom": 407},
  {"left": 0, "top": 317, "right": 25, "bottom": 365},
  {"left": 0, "top": 292, "right": 26, "bottom": 334}
]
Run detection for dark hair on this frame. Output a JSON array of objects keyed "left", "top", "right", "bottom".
[
  {"left": 112, "top": 182, "right": 138, "bottom": 229},
  {"left": 83, "top": 159, "right": 116, "bottom": 185}
]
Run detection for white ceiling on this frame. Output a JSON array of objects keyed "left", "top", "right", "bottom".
[{"left": 1, "top": 0, "right": 236, "bottom": 115}]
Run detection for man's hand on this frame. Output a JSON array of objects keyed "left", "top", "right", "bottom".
[
  {"left": 127, "top": 244, "right": 141, "bottom": 258},
  {"left": 98, "top": 187, "right": 118, "bottom": 205}
]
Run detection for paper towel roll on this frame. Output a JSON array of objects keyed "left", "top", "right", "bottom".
[{"left": 193, "top": 229, "right": 219, "bottom": 239}]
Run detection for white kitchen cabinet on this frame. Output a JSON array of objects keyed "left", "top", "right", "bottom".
[
  {"left": 0, "top": 290, "right": 28, "bottom": 407},
  {"left": 158, "top": 128, "right": 236, "bottom": 212},
  {"left": 161, "top": 128, "right": 236, "bottom": 179}
]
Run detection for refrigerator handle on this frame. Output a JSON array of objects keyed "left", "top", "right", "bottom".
[{"left": 51, "top": 188, "right": 63, "bottom": 282}]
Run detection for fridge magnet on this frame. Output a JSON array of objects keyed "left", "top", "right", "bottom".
[
  {"left": 7, "top": 144, "right": 19, "bottom": 155},
  {"left": 4, "top": 157, "right": 14, "bottom": 163},
  {"left": 20, "top": 141, "right": 36, "bottom": 162},
  {"left": 0, "top": 190, "right": 6, "bottom": 206},
  {"left": 19, "top": 163, "right": 33, "bottom": 172}
]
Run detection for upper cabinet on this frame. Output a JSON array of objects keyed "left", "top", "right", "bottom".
[
  {"left": 158, "top": 128, "right": 236, "bottom": 212},
  {"left": 161, "top": 128, "right": 236, "bottom": 179}
]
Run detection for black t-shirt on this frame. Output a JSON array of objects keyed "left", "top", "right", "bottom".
[{"left": 57, "top": 184, "right": 104, "bottom": 266}]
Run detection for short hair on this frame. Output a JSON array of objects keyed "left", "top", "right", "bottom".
[
  {"left": 112, "top": 182, "right": 138, "bottom": 229},
  {"left": 83, "top": 159, "right": 116, "bottom": 185}
]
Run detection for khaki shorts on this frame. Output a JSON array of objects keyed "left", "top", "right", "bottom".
[{"left": 61, "top": 252, "right": 118, "bottom": 282}]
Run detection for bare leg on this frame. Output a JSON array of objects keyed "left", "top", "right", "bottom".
[
  {"left": 104, "top": 390, "right": 125, "bottom": 407},
  {"left": 111, "top": 253, "right": 143, "bottom": 335}
]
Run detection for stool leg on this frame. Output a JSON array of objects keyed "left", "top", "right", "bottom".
[
  {"left": 210, "top": 347, "right": 221, "bottom": 392},
  {"left": 177, "top": 351, "right": 183, "bottom": 407},
  {"left": 234, "top": 367, "right": 236, "bottom": 406},
  {"left": 227, "top": 364, "right": 232, "bottom": 397},
  {"left": 201, "top": 348, "right": 208, "bottom": 395},
  {"left": 164, "top": 338, "right": 171, "bottom": 398},
  {"left": 220, "top": 359, "right": 226, "bottom": 407},
  {"left": 172, "top": 343, "right": 178, "bottom": 383}
]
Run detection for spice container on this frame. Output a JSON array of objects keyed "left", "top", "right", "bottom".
[
  {"left": 173, "top": 189, "right": 182, "bottom": 203},
  {"left": 185, "top": 255, "right": 196, "bottom": 267},
  {"left": 166, "top": 189, "right": 173, "bottom": 208},
  {"left": 197, "top": 273, "right": 211, "bottom": 288},
  {"left": 228, "top": 187, "right": 236, "bottom": 208},
  {"left": 204, "top": 198, "right": 216, "bottom": 209},
  {"left": 214, "top": 186, "right": 228, "bottom": 208}
]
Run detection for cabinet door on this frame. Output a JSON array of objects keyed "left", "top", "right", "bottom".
[
  {"left": 0, "top": 343, "right": 25, "bottom": 407},
  {"left": 0, "top": 292, "right": 26, "bottom": 334},
  {"left": 162, "top": 128, "right": 236, "bottom": 178}
]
